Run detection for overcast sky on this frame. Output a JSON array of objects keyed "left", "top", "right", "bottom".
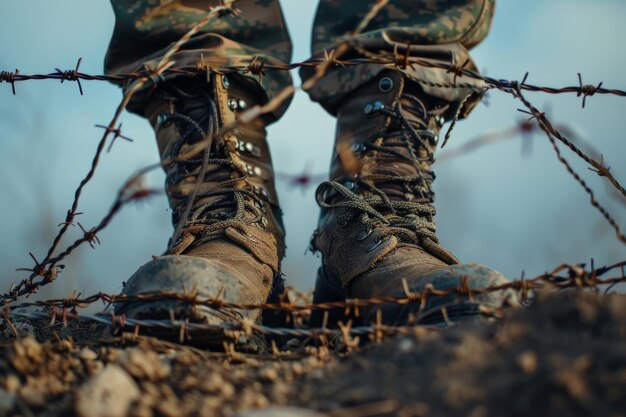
[{"left": 0, "top": 0, "right": 625, "bottom": 301}]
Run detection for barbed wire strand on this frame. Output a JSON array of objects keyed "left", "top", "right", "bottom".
[{"left": 1, "top": 0, "right": 625, "bottom": 315}]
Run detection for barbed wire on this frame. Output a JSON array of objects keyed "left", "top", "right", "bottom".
[
  {"left": 3, "top": 58, "right": 626, "bottom": 99},
  {"left": 5, "top": 261, "right": 625, "bottom": 315},
  {"left": 5, "top": 260, "right": 624, "bottom": 346},
  {"left": 7, "top": 309, "right": 438, "bottom": 342},
  {"left": 1, "top": 0, "right": 625, "bottom": 313}
]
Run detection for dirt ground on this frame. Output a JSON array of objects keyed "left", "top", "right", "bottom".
[{"left": 0, "top": 290, "right": 625, "bottom": 417}]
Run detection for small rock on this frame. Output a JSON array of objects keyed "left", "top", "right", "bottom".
[
  {"left": 75, "top": 365, "right": 140, "bottom": 417},
  {"left": 3, "top": 375, "right": 20, "bottom": 393},
  {"left": 234, "top": 407, "right": 328, "bottom": 417},
  {"left": 78, "top": 348, "right": 98, "bottom": 361},
  {"left": 397, "top": 337, "right": 415, "bottom": 353},
  {"left": 119, "top": 348, "right": 169, "bottom": 381},
  {"left": 517, "top": 351, "right": 538, "bottom": 374},
  {"left": 19, "top": 386, "right": 46, "bottom": 407},
  {"left": 0, "top": 389, "right": 16, "bottom": 415}
]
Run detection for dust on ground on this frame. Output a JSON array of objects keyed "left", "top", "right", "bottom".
[{"left": 0, "top": 291, "right": 625, "bottom": 417}]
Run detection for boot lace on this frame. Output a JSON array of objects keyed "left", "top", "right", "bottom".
[
  {"left": 157, "top": 84, "right": 266, "bottom": 255},
  {"left": 317, "top": 92, "right": 459, "bottom": 264}
]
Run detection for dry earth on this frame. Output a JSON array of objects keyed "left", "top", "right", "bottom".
[{"left": 0, "top": 291, "right": 625, "bottom": 417}]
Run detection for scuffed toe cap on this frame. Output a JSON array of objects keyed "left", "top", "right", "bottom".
[
  {"left": 374, "top": 264, "right": 518, "bottom": 326},
  {"left": 115, "top": 255, "right": 265, "bottom": 324}
]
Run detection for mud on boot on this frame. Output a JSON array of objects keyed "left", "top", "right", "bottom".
[
  {"left": 115, "top": 74, "right": 288, "bottom": 348},
  {"left": 310, "top": 70, "right": 517, "bottom": 328}
]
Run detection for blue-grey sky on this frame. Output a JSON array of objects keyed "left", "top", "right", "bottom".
[{"left": 1, "top": 0, "right": 625, "bottom": 301}]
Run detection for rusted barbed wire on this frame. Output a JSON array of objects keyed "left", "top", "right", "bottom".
[
  {"left": 7, "top": 258, "right": 626, "bottom": 342},
  {"left": 2, "top": 0, "right": 626, "bottom": 307},
  {"left": 9, "top": 309, "right": 437, "bottom": 341},
  {"left": 3, "top": 58, "right": 626, "bottom": 99},
  {"left": 6, "top": 261, "right": 626, "bottom": 314},
  {"left": 2, "top": 0, "right": 393, "bottom": 303},
  {"left": 3, "top": 3, "right": 241, "bottom": 304}
]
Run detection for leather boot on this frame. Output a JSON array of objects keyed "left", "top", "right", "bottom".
[
  {"left": 115, "top": 74, "right": 287, "bottom": 345},
  {"left": 310, "top": 70, "right": 515, "bottom": 328}
]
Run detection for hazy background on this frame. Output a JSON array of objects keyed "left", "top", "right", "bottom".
[{"left": 1, "top": 0, "right": 625, "bottom": 301}]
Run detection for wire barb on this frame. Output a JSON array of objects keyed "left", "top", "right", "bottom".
[
  {"left": 54, "top": 57, "right": 84, "bottom": 95},
  {"left": 577, "top": 73, "right": 603, "bottom": 108}
]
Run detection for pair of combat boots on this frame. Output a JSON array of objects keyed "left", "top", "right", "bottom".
[{"left": 116, "top": 70, "right": 511, "bottom": 345}]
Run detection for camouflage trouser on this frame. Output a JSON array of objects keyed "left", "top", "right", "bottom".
[{"left": 105, "top": 0, "right": 495, "bottom": 121}]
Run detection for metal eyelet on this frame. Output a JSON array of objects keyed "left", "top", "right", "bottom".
[
  {"left": 351, "top": 142, "right": 364, "bottom": 153},
  {"left": 246, "top": 164, "right": 262, "bottom": 176},
  {"left": 254, "top": 200, "right": 266, "bottom": 212},
  {"left": 228, "top": 99, "right": 238, "bottom": 111},
  {"left": 236, "top": 139, "right": 261, "bottom": 157},
  {"left": 364, "top": 101, "right": 385, "bottom": 116},
  {"left": 343, "top": 180, "right": 356, "bottom": 191},
  {"left": 222, "top": 76, "right": 230, "bottom": 89},
  {"left": 253, "top": 186, "right": 270, "bottom": 200},
  {"left": 379, "top": 77, "right": 393, "bottom": 92},
  {"left": 238, "top": 99, "right": 248, "bottom": 110},
  {"left": 156, "top": 113, "right": 171, "bottom": 128},
  {"left": 366, "top": 238, "right": 384, "bottom": 253}
]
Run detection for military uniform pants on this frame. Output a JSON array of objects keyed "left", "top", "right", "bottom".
[{"left": 105, "top": 0, "right": 495, "bottom": 121}]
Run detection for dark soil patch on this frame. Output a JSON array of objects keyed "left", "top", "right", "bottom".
[{"left": 0, "top": 291, "right": 625, "bottom": 417}]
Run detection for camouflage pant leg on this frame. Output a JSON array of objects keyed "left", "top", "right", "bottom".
[
  {"left": 302, "top": 0, "right": 496, "bottom": 119},
  {"left": 105, "top": 0, "right": 293, "bottom": 120}
]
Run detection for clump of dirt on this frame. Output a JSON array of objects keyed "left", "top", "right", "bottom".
[{"left": 0, "top": 291, "right": 625, "bottom": 417}]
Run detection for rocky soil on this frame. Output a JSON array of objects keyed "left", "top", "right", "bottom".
[{"left": 0, "top": 291, "right": 625, "bottom": 417}]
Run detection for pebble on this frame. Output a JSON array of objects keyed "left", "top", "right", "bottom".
[
  {"left": 0, "top": 389, "right": 15, "bottom": 415},
  {"left": 75, "top": 365, "right": 140, "bottom": 417}
]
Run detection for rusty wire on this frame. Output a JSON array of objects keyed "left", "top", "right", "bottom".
[
  {"left": 6, "top": 261, "right": 626, "bottom": 314},
  {"left": 3, "top": 57, "right": 626, "bottom": 99},
  {"left": 1, "top": 0, "right": 626, "bottom": 310},
  {"left": 9, "top": 309, "right": 437, "bottom": 340},
  {"left": 4, "top": 260, "right": 625, "bottom": 344}
]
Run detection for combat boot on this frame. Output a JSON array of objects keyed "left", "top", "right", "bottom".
[
  {"left": 310, "top": 70, "right": 514, "bottom": 327},
  {"left": 115, "top": 74, "right": 287, "bottom": 345}
]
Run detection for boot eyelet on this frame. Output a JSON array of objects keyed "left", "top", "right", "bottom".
[
  {"left": 222, "top": 76, "right": 231, "bottom": 89},
  {"left": 156, "top": 113, "right": 172, "bottom": 128},
  {"left": 365, "top": 238, "right": 384, "bottom": 252},
  {"left": 254, "top": 200, "right": 266, "bottom": 213},
  {"left": 379, "top": 77, "right": 393, "bottom": 92},
  {"left": 238, "top": 99, "right": 248, "bottom": 110},
  {"left": 246, "top": 164, "right": 262, "bottom": 176},
  {"left": 228, "top": 99, "right": 238, "bottom": 111},
  {"left": 343, "top": 180, "right": 356, "bottom": 191},
  {"left": 351, "top": 142, "right": 364, "bottom": 153},
  {"left": 364, "top": 101, "right": 385, "bottom": 116}
]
